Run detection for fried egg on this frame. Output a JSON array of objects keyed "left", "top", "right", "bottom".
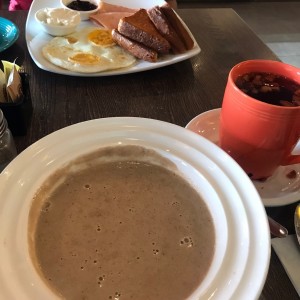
[{"left": 42, "top": 27, "right": 136, "bottom": 73}]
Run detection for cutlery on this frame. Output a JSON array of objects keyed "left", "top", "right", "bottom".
[
  {"left": 294, "top": 203, "right": 300, "bottom": 245},
  {"left": 268, "top": 216, "right": 288, "bottom": 238}
]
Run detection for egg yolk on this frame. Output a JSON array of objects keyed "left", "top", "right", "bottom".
[
  {"left": 67, "top": 36, "right": 78, "bottom": 44},
  {"left": 88, "top": 29, "right": 115, "bottom": 47},
  {"left": 68, "top": 53, "right": 101, "bottom": 65}
]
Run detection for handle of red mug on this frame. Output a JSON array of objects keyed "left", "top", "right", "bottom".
[
  {"left": 282, "top": 140, "right": 300, "bottom": 166},
  {"left": 282, "top": 155, "right": 300, "bottom": 166}
]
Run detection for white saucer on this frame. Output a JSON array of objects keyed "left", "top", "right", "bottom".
[{"left": 186, "top": 108, "right": 300, "bottom": 207}]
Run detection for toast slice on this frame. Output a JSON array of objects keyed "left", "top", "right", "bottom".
[
  {"left": 112, "top": 29, "right": 158, "bottom": 62},
  {"left": 147, "top": 6, "right": 186, "bottom": 54},
  {"left": 118, "top": 9, "right": 171, "bottom": 54},
  {"left": 160, "top": 5, "right": 194, "bottom": 50}
]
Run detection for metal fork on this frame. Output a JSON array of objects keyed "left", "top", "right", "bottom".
[{"left": 294, "top": 203, "right": 300, "bottom": 245}]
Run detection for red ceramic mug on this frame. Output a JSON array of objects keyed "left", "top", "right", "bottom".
[{"left": 219, "top": 60, "right": 300, "bottom": 180}]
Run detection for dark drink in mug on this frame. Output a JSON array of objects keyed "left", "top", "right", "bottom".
[{"left": 235, "top": 72, "right": 300, "bottom": 107}]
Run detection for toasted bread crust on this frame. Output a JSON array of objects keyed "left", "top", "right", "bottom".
[
  {"left": 112, "top": 29, "right": 158, "bottom": 62},
  {"left": 147, "top": 6, "right": 186, "bottom": 54},
  {"left": 160, "top": 5, "right": 194, "bottom": 50},
  {"left": 118, "top": 9, "right": 171, "bottom": 54}
]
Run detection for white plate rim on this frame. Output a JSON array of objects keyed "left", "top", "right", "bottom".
[
  {"left": 186, "top": 108, "right": 300, "bottom": 207},
  {"left": 0, "top": 117, "right": 270, "bottom": 300},
  {"left": 25, "top": 0, "right": 201, "bottom": 77}
]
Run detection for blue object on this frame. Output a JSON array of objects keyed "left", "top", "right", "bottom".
[{"left": 0, "top": 17, "right": 19, "bottom": 52}]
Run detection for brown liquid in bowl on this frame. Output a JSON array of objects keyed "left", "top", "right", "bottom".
[{"left": 28, "top": 146, "right": 215, "bottom": 300}]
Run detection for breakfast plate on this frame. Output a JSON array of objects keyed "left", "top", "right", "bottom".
[
  {"left": 186, "top": 108, "right": 300, "bottom": 207},
  {"left": 0, "top": 17, "right": 19, "bottom": 52},
  {"left": 25, "top": 0, "right": 201, "bottom": 76},
  {"left": 0, "top": 117, "right": 269, "bottom": 299}
]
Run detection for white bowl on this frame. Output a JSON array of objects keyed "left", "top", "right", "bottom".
[
  {"left": 0, "top": 117, "right": 270, "bottom": 300},
  {"left": 61, "top": 0, "right": 100, "bottom": 21},
  {"left": 35, "top": 7, "right": 80, "bottom": 36}
]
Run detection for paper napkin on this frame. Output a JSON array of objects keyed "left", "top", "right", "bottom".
[
  {"left": 272, "top": 235, "right": 300, "bottom": 296},
  {"left": 0, "top": 60, "right": 22, "bottom": 103}
]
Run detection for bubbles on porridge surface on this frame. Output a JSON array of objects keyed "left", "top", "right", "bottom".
[
  {"left": 84, "top": 184, "right": 91, "bottom": 189},
  {"left": 96, "top": 225, "right": 101, "bottom": 232},
  {"left": 70, "top": 251, "right": 77, "bottom": 257},
  {"left": 152, "top": 249, "right": 160, "bottom": 255},
  {"left": 180, "top": 236, "right": 193, "bottom": 248},
  {"left": 128, "top": 207, "right": 135, "bottom": 213},
  {"left": 42, "top": 201, "right": 51, "bottom": 212},
  {"left": 97, "top": 274, "right": 105, "bottom": 287},
  {"left": 108, "top": 292, "right": 121, "bottom": 300}
]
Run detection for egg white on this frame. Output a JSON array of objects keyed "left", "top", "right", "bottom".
[{"left": 42, "top": 27, "right": 136, "bottom": 73}]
